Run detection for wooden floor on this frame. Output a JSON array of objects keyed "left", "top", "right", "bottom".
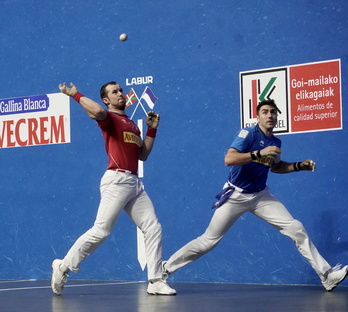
[{"left": 0, "top": 280, "right": 347, "bottom": 312}]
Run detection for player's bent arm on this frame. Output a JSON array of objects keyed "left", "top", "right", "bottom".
[
  {"left": 59, "top": 82, "right": 107, "bottom": 121},
  {"left": 270, "top": 161, "right": 294, "bottom": 173},
  {"left": 224, "top": 148, "right": 253, "bottom": 166},
  {"left": 271, "top": 159, "right": 316, "bottom": 173},
  {"left": 140, "top": 111, "right": 159, "bottom": 161},
  {"left": 79, "top": 97, "right": 107, "bottom": 121},
  {"left": 139, "top": 136, "right": 155, "bottom": 161}
]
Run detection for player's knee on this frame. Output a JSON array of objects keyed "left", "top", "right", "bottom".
[
  {"left": 280, "top": 219, "right": 307, "bottom": 241},
  {"left": 197, "top": 234, "right": 221, "bottom": 253},
  {"left": 142, "top": 219, "right": 162, "bottom": 238},
  {"left": 151, "top": 220, "right": 162, "bottom": 236},
  {"left": 89, "top": 226, "right": 111, "bottom": 241}
]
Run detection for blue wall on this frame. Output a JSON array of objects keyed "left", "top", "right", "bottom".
[{"left": 0, "top": 0, "right": 347, "bottom": 286}]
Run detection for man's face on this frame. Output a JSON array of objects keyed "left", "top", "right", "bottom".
[
  {"left": 102, "top": 84, "right": 126, "bottom": 109},
  {"left": 257, "top": 105, "right": 278, "bottom": 132}
]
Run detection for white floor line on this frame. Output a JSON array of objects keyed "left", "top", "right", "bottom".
[
  {"left": 0, "top": 279, "right": 38, "bottom": 284},
  {"left": 0, "top": 281, "right": 145, "bottom": 292}
]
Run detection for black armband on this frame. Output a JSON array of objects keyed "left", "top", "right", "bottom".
[
  {"left": 293, "top": 162, "right": 303, "bottom": 171},
  {"left": 257, "top": 150, "right": 262, "bottom": 159},
  {"left": 250, "top": 151, "right": 257, "bottom": 161}
]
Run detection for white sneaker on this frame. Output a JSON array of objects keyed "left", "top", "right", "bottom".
[
  {"left": 147, "top": 279, "right": 176, "bottom": 295},
  {"left": 322, "top": 264, "right": 348, "bottom": 291},
  {"left": 51, "top": 259, "right": 69, "bottom": 295}
]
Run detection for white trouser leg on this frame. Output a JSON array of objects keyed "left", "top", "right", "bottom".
[
  {"left": 124, "top": 186, "right": 163, "bottom": 281},
  {"left": 166, "top": 190, "right": 248, "bottom": 274},
  {"left": 62, "top": 171, "right": 139, "bottom": 272},
  {"left": 252, "top": 189, "right": 331, "bottom": 278}
]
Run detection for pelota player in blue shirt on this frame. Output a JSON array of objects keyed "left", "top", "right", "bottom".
[{"left": 163, "top": 99, "right": 347, "bottom": 292}]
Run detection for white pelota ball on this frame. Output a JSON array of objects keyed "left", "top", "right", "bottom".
[{"left": 119, "top": 33, "right": 128, "bottom": 42}]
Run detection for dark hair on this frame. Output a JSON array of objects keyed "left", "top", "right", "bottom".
[
  {"left": 256, "top": 99, "right": 279, "bottom": 115},
  {"left": 100, "top": 81, "right": 118, "bottom": 100}
]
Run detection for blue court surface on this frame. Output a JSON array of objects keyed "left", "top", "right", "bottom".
[{"left": 0, "top": 280, "right": 347, "bottom": 312}]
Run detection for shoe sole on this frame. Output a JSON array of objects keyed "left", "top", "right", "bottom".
[{"left": 147, "top": 291, "right": 176, "bottom": 296}]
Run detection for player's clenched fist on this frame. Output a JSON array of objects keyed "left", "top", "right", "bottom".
[
  {"left": 59, "top": 82, "right": 78, "bottom": 97},
  {"left": 146, "top": 111, "right": 160, "bottom": 129},
  {"left": 300, "top": 159, "right": 316, "bottom": 171}
]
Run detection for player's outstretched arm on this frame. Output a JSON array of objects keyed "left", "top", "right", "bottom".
[{"left": 59, "top": 82, "right": 107, "bottom": 121}]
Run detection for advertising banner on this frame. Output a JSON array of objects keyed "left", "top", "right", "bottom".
[
  {"left": 240, "top": 59, "right": 342, "bottom": 134},
  {"left": 0, "top": 93, "right": 70, "bottom": 148}
]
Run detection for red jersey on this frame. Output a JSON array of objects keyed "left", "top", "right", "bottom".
[{"left": 97, "top": 111, "right": 142, "bottom": 174}]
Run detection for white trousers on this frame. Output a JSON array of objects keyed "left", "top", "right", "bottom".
[
  {"left": 62, "top": 170, "right": 163, "bottom": 280},
  {"left": 166, "top": 186, "right": 331, "bottom": 280}
]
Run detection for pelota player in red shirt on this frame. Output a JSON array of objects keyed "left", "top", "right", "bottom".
[{"left": 51, "top": 81, "right": 176, "bottom": 296}]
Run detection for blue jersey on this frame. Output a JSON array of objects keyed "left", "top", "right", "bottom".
[{"left": 228, "top": 125, "right": 281, "bottom": 192}]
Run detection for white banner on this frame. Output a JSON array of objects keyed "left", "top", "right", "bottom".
[{"left": 0, "top": 92, "right": 70, "bottom": 148}]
